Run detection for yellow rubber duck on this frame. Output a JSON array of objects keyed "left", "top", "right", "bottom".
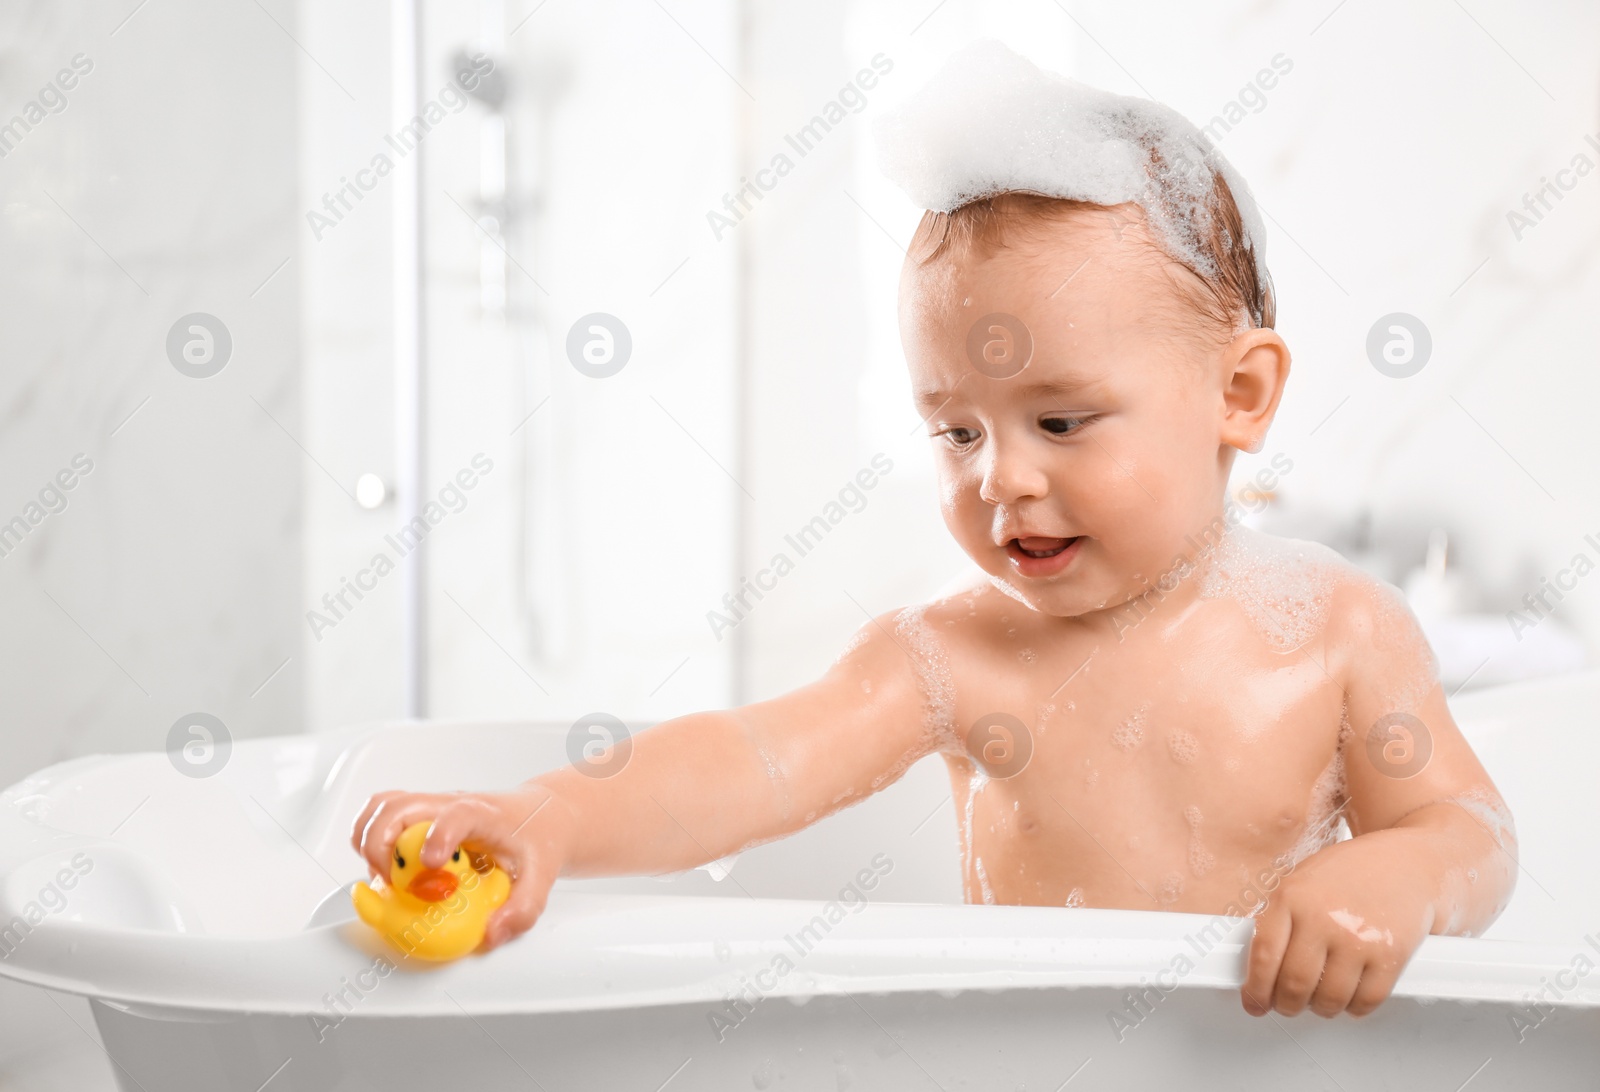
[{"left": 352, "top": 820, "right": 511, "bottom": 962}]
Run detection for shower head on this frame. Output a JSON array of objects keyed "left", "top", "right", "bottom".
[{"left": 454, "top": 49, "right": 508, "bottom": 111}]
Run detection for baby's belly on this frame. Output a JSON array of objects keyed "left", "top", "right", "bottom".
[{"left": 948, "top": 750, "right": 1344, "bottom": 914}]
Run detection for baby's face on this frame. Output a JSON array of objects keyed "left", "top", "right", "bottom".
[{"left": 901, "top": 206, "right": 1248, "bottom": 620}]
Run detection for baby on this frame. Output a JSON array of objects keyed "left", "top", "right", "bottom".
[{"left": 352, "top": 43, "right": 1515, "bottom": 1020}]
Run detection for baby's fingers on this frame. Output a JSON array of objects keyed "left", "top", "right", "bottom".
[
  {"left": 1308, "top": 949, "right": 1365, "bottom": 1017},
  {"left": 1242, "top": 906, "right": 1290, "bottom": 1016},
  {"left": 418, "top": 797, "right": 500, "bottom": 869},
  {"left": 1269, "top": 926, "right": 1327, "bottom": 1017},
  {"left": 1347, "top": 957, "right": 1402, "bottom": 1017},
  {"left": 480, "top": 861, "right": 554, "bottom": 951},
  {"left": 350, "top": 791, "right": 406, "bottom": 859},
  {"left": 358, "top": 794, "right": 449, "bottom": 880}
]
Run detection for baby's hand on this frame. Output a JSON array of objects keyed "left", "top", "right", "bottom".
[
  {"left": 350, "top": 785, "right": 571, "bottom": 950},
  {"left": 1241, "top": 840, "right": 1432, "bottom": 1018}
]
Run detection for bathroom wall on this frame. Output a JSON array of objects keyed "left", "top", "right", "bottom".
[{"left": 0, "top": 0, "right": 302, "bottom": 1084}]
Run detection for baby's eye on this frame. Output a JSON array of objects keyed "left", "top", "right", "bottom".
[
  {"left": 1040, "top": 415, "right": 1089, "bottom": 436},
  {"left": 936, "top": 426, "right": 980, "bottom": 448}
]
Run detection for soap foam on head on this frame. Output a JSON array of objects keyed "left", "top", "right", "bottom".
[{"left": 873, "top": 39, "right": 1267, "bottom": 290}]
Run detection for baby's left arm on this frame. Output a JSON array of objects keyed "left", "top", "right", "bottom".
[{"left": 1241, "top": 580, "right": 1517, "bottom": 1019}]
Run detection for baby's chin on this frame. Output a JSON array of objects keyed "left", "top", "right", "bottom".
[{"left": 980, "top": 569, "right": 1130, "bottom": 619}]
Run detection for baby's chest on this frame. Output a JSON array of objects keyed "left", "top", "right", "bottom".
[{"left": 952, "top": 646, "right": 1347, "bottom": 832}]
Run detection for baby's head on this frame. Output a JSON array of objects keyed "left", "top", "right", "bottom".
[{"left": 879, "top": 42, "right": 1290, "bottom": 620}]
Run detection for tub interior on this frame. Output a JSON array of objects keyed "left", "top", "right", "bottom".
[
  {"left": 4, "top": 670, "right": 1596, "bottom": 945},
  {"left": 1, "top": 723, "right": 963, "bottom": 939}
]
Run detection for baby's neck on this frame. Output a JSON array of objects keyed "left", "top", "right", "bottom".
[{"left": 1080, "top": 519, "right": 1253, "bottom": 640}]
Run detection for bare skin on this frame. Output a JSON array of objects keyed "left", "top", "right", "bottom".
[{"left": 352, "top": 203, "right": 1515, "bottom": 1020}]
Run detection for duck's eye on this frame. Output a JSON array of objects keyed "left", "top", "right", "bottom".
[
  {"left": 395, "top": 851, "right": 405, "bottom": 869},
  {"left": 452, "top": 849, "right": 461, "bottom": 862}
]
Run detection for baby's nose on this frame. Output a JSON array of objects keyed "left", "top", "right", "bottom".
[{"left": 979, "top": 445, "right": 1049, "bottom": 505}]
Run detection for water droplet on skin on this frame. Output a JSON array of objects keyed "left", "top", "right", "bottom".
[
  {"left": 1064, "top": 886, "right": 1085, "bottom": 908},
  {"left": 1018, "top": 647, "right": 1036, "bottom": 663}
]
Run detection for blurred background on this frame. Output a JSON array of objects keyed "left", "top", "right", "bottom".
[{"left": 0, "top": 0, "right": 1596, "bottom": 1085}]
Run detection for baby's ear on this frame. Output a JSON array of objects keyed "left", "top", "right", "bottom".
[{"left": 1218, "top": 328, "right": 1291, "bottom": 453}]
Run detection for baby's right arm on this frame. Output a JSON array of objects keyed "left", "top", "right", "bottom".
[{"left": 350, "top": 610, "right": 939, "bottom": 949}]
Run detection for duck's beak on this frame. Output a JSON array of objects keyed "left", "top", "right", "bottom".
[{"left": 406, "top": 868, "right": 459, "bottom": 902}]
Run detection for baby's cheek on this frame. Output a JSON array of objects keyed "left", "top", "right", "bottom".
[{"left": 936, "top": 472, "right": 988, "bottom": 542}]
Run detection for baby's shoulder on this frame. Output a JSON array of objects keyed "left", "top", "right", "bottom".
[{"left": 1200, "top": 528, "right": 1427, "bottom": 672}]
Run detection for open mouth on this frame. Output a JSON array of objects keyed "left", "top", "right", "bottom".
[
  {"left": 1012, "top": 536, "right": 1077, "bottom": 558},
  {"left": 1004, "top": 535, "right": 1084, "bottom": 576}
]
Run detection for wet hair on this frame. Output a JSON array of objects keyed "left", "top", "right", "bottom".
[{"left": 905, "top": 170, "right": 1276, "bottom": 341}]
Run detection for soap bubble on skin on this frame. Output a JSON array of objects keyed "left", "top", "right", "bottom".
[
  {"left": 1184, "top": 804, "right": 1215, "bottom": 877},
  {"left": 1195, "top": 528, "right": 1339, "bottom": 655},
  {"left": 974, "top": 857, "right": 996, "bottom": 905},
  {"left": 957, "top": 758, "right": 988, "bottom": 898},
  {"left": 1328, "top": 908, "right": 1393, "bottom": 947},
  {"left": 1110, "top": 704, "right": 1147, "bottom": 750},
  {"left": 873, "top": 39, "right": 1267, "bottom": 297},
  {"left": 1445, "top": 785, "right": 1517, "bottom": 852},
  {"left": 1365, "top": 581, "right": 1445, "bottom": 712},
  {"left": 894, "top": 603, "right": 959, "bottom": 749},
  {"left": 1158, "top": 871, "right": 1184, "bottom": 905},
  {"left": 1287, "top": 750, "right": 1350, "bottom": 868},
  {"left": 1167, "top": 728, "right": 1199, "bottom": 765},
  {"left": 831, "top": 625, "right": 871, "bottom": 667}
]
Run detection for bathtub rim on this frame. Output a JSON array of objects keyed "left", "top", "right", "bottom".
[
  {"left": 0, "top": 889, "right": 1596, "bottom": 1018},
  {"left": 0, "top": 670, "right": 1595, "bottom": 1018}
]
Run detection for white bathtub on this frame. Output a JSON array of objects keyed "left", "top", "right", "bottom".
[{"left": 0, "top": 672, "right": 1597, "bottom": 1090}]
